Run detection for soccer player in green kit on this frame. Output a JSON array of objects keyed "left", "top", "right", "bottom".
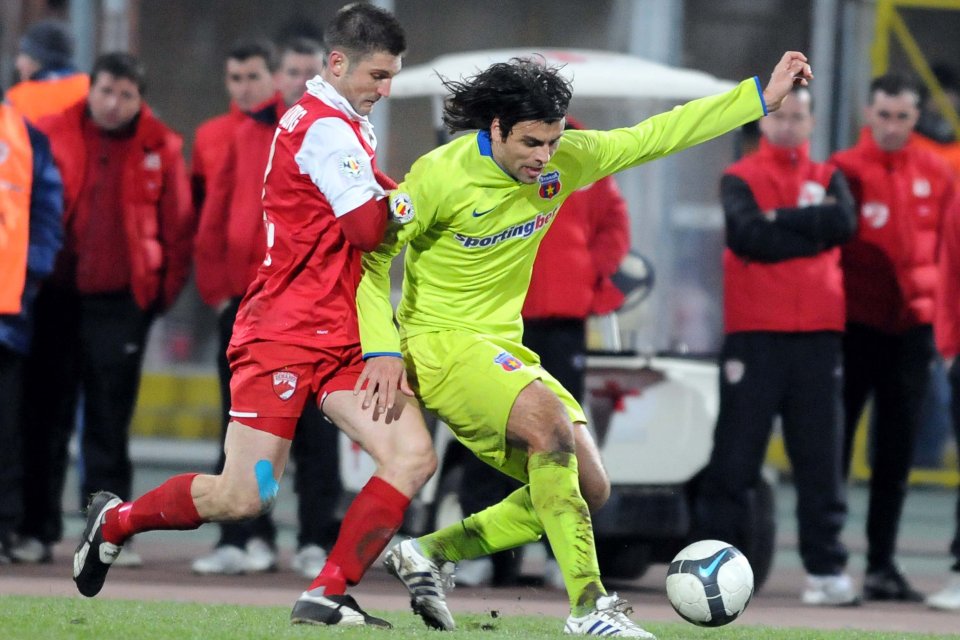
[{"left": 356, "top": 51, "right": 813, "bottom": 638}]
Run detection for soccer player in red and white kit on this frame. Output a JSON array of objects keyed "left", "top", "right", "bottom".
[{"left": 71, "top": 4, "right": 436, "bottom": 628}]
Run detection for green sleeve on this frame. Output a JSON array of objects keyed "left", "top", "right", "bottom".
[
  {"left": 357, "top": 173, "right": 437, "bottom": 357},
  {"left": 569, "top": 77, "right": 766, "bottom": 185}
]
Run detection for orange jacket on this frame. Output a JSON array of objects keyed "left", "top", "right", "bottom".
[
  {"left": 0, "top": 104, "right": 33, "bottom": 313},
  {"left": 7, "top": 73, "right": 89, "bottom": 124}
]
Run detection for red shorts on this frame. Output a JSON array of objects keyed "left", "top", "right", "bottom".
[{"left": 227, "top": 341, "right": 365, "bottom": 439}]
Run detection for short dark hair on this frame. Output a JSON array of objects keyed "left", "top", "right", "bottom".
[
  {"left": 869, "top": 73, "right": 920, "bottom": 105},
  {"left": 323, "top": 3, "right": 406, "bottom": 61},
  {"left": 91, "top": 52, "right": 147, "bottom": 94},
  {"left": 279, "top": 37, "right": 322, "bottom": 59},
  {"left": 441, "top": 57, "right": 573, "bottom": 139},
  {"left": 228, "top": 39, "right": 278, "bottom": 73}
]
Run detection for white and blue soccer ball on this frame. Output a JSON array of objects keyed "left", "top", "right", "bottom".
[{"left": 665, "top": 539, "right": 754, "bottom": 627}]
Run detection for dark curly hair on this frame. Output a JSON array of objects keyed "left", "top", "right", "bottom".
[{"left": 441, "top": 56, "right": 572, "bottom": 140}]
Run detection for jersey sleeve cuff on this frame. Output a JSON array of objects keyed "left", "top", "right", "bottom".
[
  {"left": 752, "top": 76, "right": 768, "bottom": 116},
  {"left": 362, "top": 351, "right": 403, "bottom": 360}
]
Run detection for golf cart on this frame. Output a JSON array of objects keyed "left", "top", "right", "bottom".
[{"left": 338, "top": 48, "right": 777, "bottom": 590}]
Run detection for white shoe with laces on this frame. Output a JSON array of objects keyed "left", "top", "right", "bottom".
[
  {"left": 926, "top": 572, "right": 960, "bottom": 611},
  {"left": 383, "top": 538, "right": 456, "bottom": 630},
  {"left": 291, "top": 544, "right": 328, "bottom": 579},
  {"left": 801, "top": 573, "right": 860, "bottom": 606},
  {"left": 564, "top": 593, "right": 656, "bottom": 639}
]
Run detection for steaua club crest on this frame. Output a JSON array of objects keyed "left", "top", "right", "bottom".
[
  {"left": 272, "top": 370, "right": 299, "bottom": 400},
  {"left": 494, "top": 351, "right": 523, "bottom": 372},
  {"left": 538, "top": 170, "right": 562, "bottom": 199}
]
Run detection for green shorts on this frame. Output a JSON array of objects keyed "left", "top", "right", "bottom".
[{"left": 402, "top": 330, "right": 586, "bottom": 482}]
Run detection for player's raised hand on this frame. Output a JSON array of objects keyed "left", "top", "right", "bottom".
[
  {"left": 354, "top": 354, "right": 414, "bottom": 414},
  {"left": 762, "top": 51, "right": 813, "bottom": 112}
]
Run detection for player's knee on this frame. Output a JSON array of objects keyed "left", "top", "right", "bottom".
[
  {"left": 528, "top": 419, "right": 575, "bottom": 454},
  {"left": 581, "top": 472, "right": 611, "bottom": 512},
  {"left": 391, "top": 437, "right": 437, "bottom": 489}
]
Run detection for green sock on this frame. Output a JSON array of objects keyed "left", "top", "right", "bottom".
[
  {"left": 419, "top": 485, "right": 544, "bottom": 563},
  {"left": 528, "top": 451, "right": 605, "bottom": 616}
]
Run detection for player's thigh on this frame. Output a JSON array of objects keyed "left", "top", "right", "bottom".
[
  {"left": 321, "top": 389, "right": 432, "bottom": 466},
  {"left": 405, "top": 331, "right": 585, "bottom": 482}
]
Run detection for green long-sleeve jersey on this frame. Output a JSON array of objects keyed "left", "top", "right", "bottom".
[{"left": 358, "top": 77, "right": 766, "bottom": 356}]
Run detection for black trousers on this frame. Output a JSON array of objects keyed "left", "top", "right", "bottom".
[
  {"left": 214, "top": 297, "right": 341, "bottom": 550},
  {"left": 456, "top": 317, "right": 587, "bottom": 581},
  {"left": 842, "top": 322, "right": 934, "bottom": 571},
  {"left": 695, "top": 331, "right": 848, "bottom": 576},
  {"left": 19, "top": 288, "right": 152, "bottom": 543},
  {"left": 947, "top": 360, "right": 960, "bottom": 572},
  {"left": 0, "top": 346, "right": 24, "bottom": 539}
]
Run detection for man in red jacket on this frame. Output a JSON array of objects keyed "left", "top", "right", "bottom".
[
  {"left": 832, "top": 73, "right": 956, "bottom": 601},
  {"left": 190, "top": 40, "right": 277, "bottom": 214},
  {"left": 191, "top": 37, "right": 340, "bottom": 579},
  {"left": 692, "top": 86, "right": 858, "bottom": 605},
  {"left": 12, "top": 52, "right": 194, "bottom": 565}
]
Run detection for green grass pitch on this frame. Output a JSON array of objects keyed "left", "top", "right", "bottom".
[{"left": 1, "top": 595, "right": 956, "bottom": 640}]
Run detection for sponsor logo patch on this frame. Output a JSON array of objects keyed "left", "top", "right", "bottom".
[
  {"left": 797, "top": 180, "right": 826, "bottom": 207},
  {"left": 143, "top": 152, "right": 161, "bottom": 171},
  {"left": 538, "top": 170, "right": 562, "bottom": 199},
  {"left": 390, "top": 192, "right": 415, "bottom": 223},
  {"left": 454, "top": 208, "right": 557, "bottom": 248},
  {"left": 494, "top": 351, "right": 523, "bottom": 372},
  {"left": 272, "top": 370, "right": 298, "bottom": 400},
  {"left": 861, "top": 202, "right": 889, "bottom": 229},
  {"left": 338, "top": 154, "right": 363, "bottom": 178}
]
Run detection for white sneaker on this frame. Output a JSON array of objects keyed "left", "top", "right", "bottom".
[
  {"left": 244, "top": 538, "right": 277, "bottom": 573},
  {"left": 10, "top": 536, "right": 52, "bottom": 563},
  {"left": 564, "top": 593, "right": 656, "bottom": 638},
  {"left": 192, "top": 545, "right": 248, "bottom": 575},
  {"left": 291, "top": 544, "right": 328, "bottom": 579},
  {"left": 112, "top": 545, "right": 143, "bottom": 568},
  {"left": 801, "top": 573, "right": 860, "bottom": 606},
  {"left": 383, "top": 538, "right": 456, "bottom": 630},
  {"left": 926, "top": 573, "right": 960, "bottom": 611},
  {"left": 455, "top": 558, "right": 494, "bottom": 587}
]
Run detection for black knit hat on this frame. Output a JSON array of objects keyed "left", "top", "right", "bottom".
[{"left": 19, "top": 20, "right": 74, "bottom": 70}]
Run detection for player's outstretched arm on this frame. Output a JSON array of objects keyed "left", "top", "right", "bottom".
[{"left": 762, "top": 51, "right": 813, "bottom": 112}]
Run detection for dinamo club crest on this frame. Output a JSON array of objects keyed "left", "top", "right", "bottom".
[
  {"left": 272, "top": 370, "right": 298, "bottom": 400},
  {"left": 538, "top": 170, "right": 562, "bottom": 199},
  {"left": 494, "top": 351, "right": 523, "bottom": 372}
]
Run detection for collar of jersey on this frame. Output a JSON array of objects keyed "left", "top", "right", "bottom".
[
  {"left": 306, "top": 76, "right": 366, "bottom": 124},
  {"left": 476, "top": 130, "right": 519, "bottom": 181}
]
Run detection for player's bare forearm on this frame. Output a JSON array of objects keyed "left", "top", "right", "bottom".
[{"left": 762, "top": 51, "right": 813, "bottom": 112}]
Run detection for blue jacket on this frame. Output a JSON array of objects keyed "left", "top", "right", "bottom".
[{"left": 0, "top": 118, "right": 64, "bottom": 354}]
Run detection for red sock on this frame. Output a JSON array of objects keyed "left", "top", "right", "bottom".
[
  {"left": 102, "top": 473, "right": 204, "bottom": 544},
  {"left": 309, "top": 477, "right": 409, "bottom": 593}
]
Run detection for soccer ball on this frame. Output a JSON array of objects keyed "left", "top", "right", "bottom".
[{"left": 665, "top": 539, "right": 754, "bottom": 627}]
